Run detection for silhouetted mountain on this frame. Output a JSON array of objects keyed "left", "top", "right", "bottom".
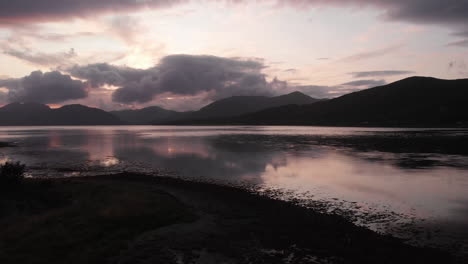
[
  {"left": 3, "top": 77, "right": 465, "bottom": 127},
  {"left": 111, "top": 106, "right": 188, "bottom": 125},
  {"left": 219, "top": 77, "right": 468, "bottom": 127},
  {"left": 0, "top": 103, "right": 123, "bottom": 125},
  {"left": 165, "top": 91, "right": 320, "bottom": 124}
]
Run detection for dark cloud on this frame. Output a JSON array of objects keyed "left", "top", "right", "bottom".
[
  {"left": 0, "top": 53, "right": 409, "bottom": 109},
  {"left": 68, "top": 63, "right": 148, "bottom": 88},
  {"left": 349, "top": 70, "right": 414, "bottom": 78},
  {"left": 341, "top": 79, "right": 386, "bottom": 87},
  {"left": 377, "top": 0, "right": 468, "bottom": 26},
  {"left": 281, "top": 1, "right": 468, "bottom": 29},
  {"left": 68, "top": 55, "right": 275, "bottom": 104},
  {"left": 288, "top": 1, "right": 468, "bottom": 48},
  {"left": 66, "top": 55, "right": 398, "bottom": 106},
  {"left": 0, "top": 0, "right": 186, "bottom": 25},
  {"left": 2, "top": 1, "right": 468, "bottom": 34},
  {"left": 0, "top": 71, "right": 87, "bottom": 103}
]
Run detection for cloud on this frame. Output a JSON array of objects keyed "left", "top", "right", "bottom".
[
  {"left": 65, "top": 54, "right": 398, "bottom": 107},
  {"left": 0, "top": 0, "right": 187, "bottom": 25},
  {"left": 107, "top": 15, "right": 142, "bottom": 45},
  {"left": 288, "top": 1, "right": 468, "bottom": 49},
  {"left": 3, "top": 0, "right": 468, "bottom": 57},
  {"left": 0, "top": 71, "right": 87, "bottom": 103},
  {"left": 68, "top": 54, "right": 276, "bottom": 104},
  {"left": 3, "top": 48, "right": 77, "bottom": 67},
  {"left": 68, "top": 63, "right": 148, "bottom": 88},
  {"left": 2, "top": 1, "right": 468, "bottom": 33},
  {"left": 280, "top": 1, "right": 468, "bottom": 28},
  {"left": 0, "top": 53, "right": 407, "bottom": 109},
  {"left": 341, "top": 45, "right": 402, "bottom": 62},
  {"left": 0, "top": 90, "right": 7, "bottom": 104},
  {"left": 283, "top": 68, "right": 298, "bottom": 73},
  {"left": 341, "top": 79, "right": 386, "bottom": 87},
  {"left": 447, "top": 39, "right": 468, "bottom": 47},
  {"left": 453, "top": 31, "right": 468, "bottom": 37},
  {"left": 349, "top": 70, "right": 414, "bottom": 78}
]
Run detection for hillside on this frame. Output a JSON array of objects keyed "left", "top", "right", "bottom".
[
  {"left": 111, "top": 106, "right": 188, "bottom": 125},
  {"left": 165, "top": 91, "right": 320, "bottom": 124},
  {"left": 224, "top": 77, "right": 468, "bottom": 126},
  {"left": 0, "top": 103, "right": 123, "bottom": 126}
]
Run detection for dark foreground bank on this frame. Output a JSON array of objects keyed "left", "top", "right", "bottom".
[{"left": 0, "top": 174, "right": 453, "bottom": 264}]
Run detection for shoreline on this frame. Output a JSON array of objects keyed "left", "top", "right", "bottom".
[{"left": 0, "top": 173, "right": 454, "bottom": 264}]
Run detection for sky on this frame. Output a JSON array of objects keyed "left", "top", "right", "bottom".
[{"left": 0, "top": 0, "right": 467, "bottom": 111}]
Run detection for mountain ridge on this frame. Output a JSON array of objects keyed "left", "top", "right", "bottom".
[
  {"left": 110, "top": 91, "right": 320, "bottom": 125},
  {"left": 110, "top": 106, "right": 188, "bottom": 125},
  {"left": 163, "top": 91, "right": 321, "bottom": 124},
  {"left": 1, "top": 77, "right": 466, "bottom": 127},
  {"left": 207, "top": 76, "right": 468, "bottom": 127},
  {"left": 0, "top": 103, "right": 123, "bottom": 126}
]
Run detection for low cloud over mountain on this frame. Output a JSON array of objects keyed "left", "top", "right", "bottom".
[
  {"left": 0, "top": 71, "right": 87, "bottom": 104},
  {"left": 68, "top": 55, "right": 277, "bottom": 104},
  {"left": 0, "top": 53, "right": 403, "bottom": 109}
]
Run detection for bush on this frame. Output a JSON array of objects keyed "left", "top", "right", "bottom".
[{"left": 0, "top": 161, "right": 26, "bottom": 185}]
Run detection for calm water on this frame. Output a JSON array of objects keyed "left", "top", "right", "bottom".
[{"left": 1, "top": 126, "right": 467, "bottom": 250}]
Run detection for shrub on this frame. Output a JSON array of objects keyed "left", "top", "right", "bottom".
[{"left": 0, "top": 161, "right": 26, "bottom": 185}]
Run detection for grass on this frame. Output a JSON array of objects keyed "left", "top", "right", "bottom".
[{"left": 0, "top": 178, "right": 195, "bottom": 264}]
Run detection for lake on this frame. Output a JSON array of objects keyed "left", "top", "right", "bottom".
[{"left": 1, "top": 126, "right": 467, "bottom": 253}]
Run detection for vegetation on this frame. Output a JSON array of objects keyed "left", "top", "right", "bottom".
[
  {"left": 0, "top": 176, "right": 195, "bottom": 264},
  {"left": 0, "top": 161, "right": 26, "bottom": 186},
  {"left": 0, "top": 174, "right": 453, "bottom": 263}
]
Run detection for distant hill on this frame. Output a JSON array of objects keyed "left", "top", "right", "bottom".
[
  {"left": 110, "top": 106, "right": 188, "bottom": 125},
  {"left": 164, "top": 91, "right": 320, "bottom": 124},
  {"left": 3, "top": 77, "right": 466, "bottom": 127},
  {"left": 219, "top": 77, "right": 468, "bottom": 127},
  {"left": 0, "top": 103, "right": 123, "bottom": 125}
]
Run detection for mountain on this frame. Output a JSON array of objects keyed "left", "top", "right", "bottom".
[
  {"left": 164, "top": 91, "right": 320, "bottom": 124},
  {"left": 221, "top": 77, "right": 468, "bottom": 127},
  {"left": 3, "top": 77, "right": 465, "bottom": 127},
  {"left": 0, "top": 103, "right": 123, "bottom": 125},
  {"left": 111, "top": 106, "right": 188, "bottom": 125}
]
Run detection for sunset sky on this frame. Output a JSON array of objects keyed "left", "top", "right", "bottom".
[{"left": 0, "top": 0, "right": 467, "bottom": 111}]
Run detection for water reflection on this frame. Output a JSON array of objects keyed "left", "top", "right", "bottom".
[{"left": 0, "top": 126, "right": 467, "bottom": 248}]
